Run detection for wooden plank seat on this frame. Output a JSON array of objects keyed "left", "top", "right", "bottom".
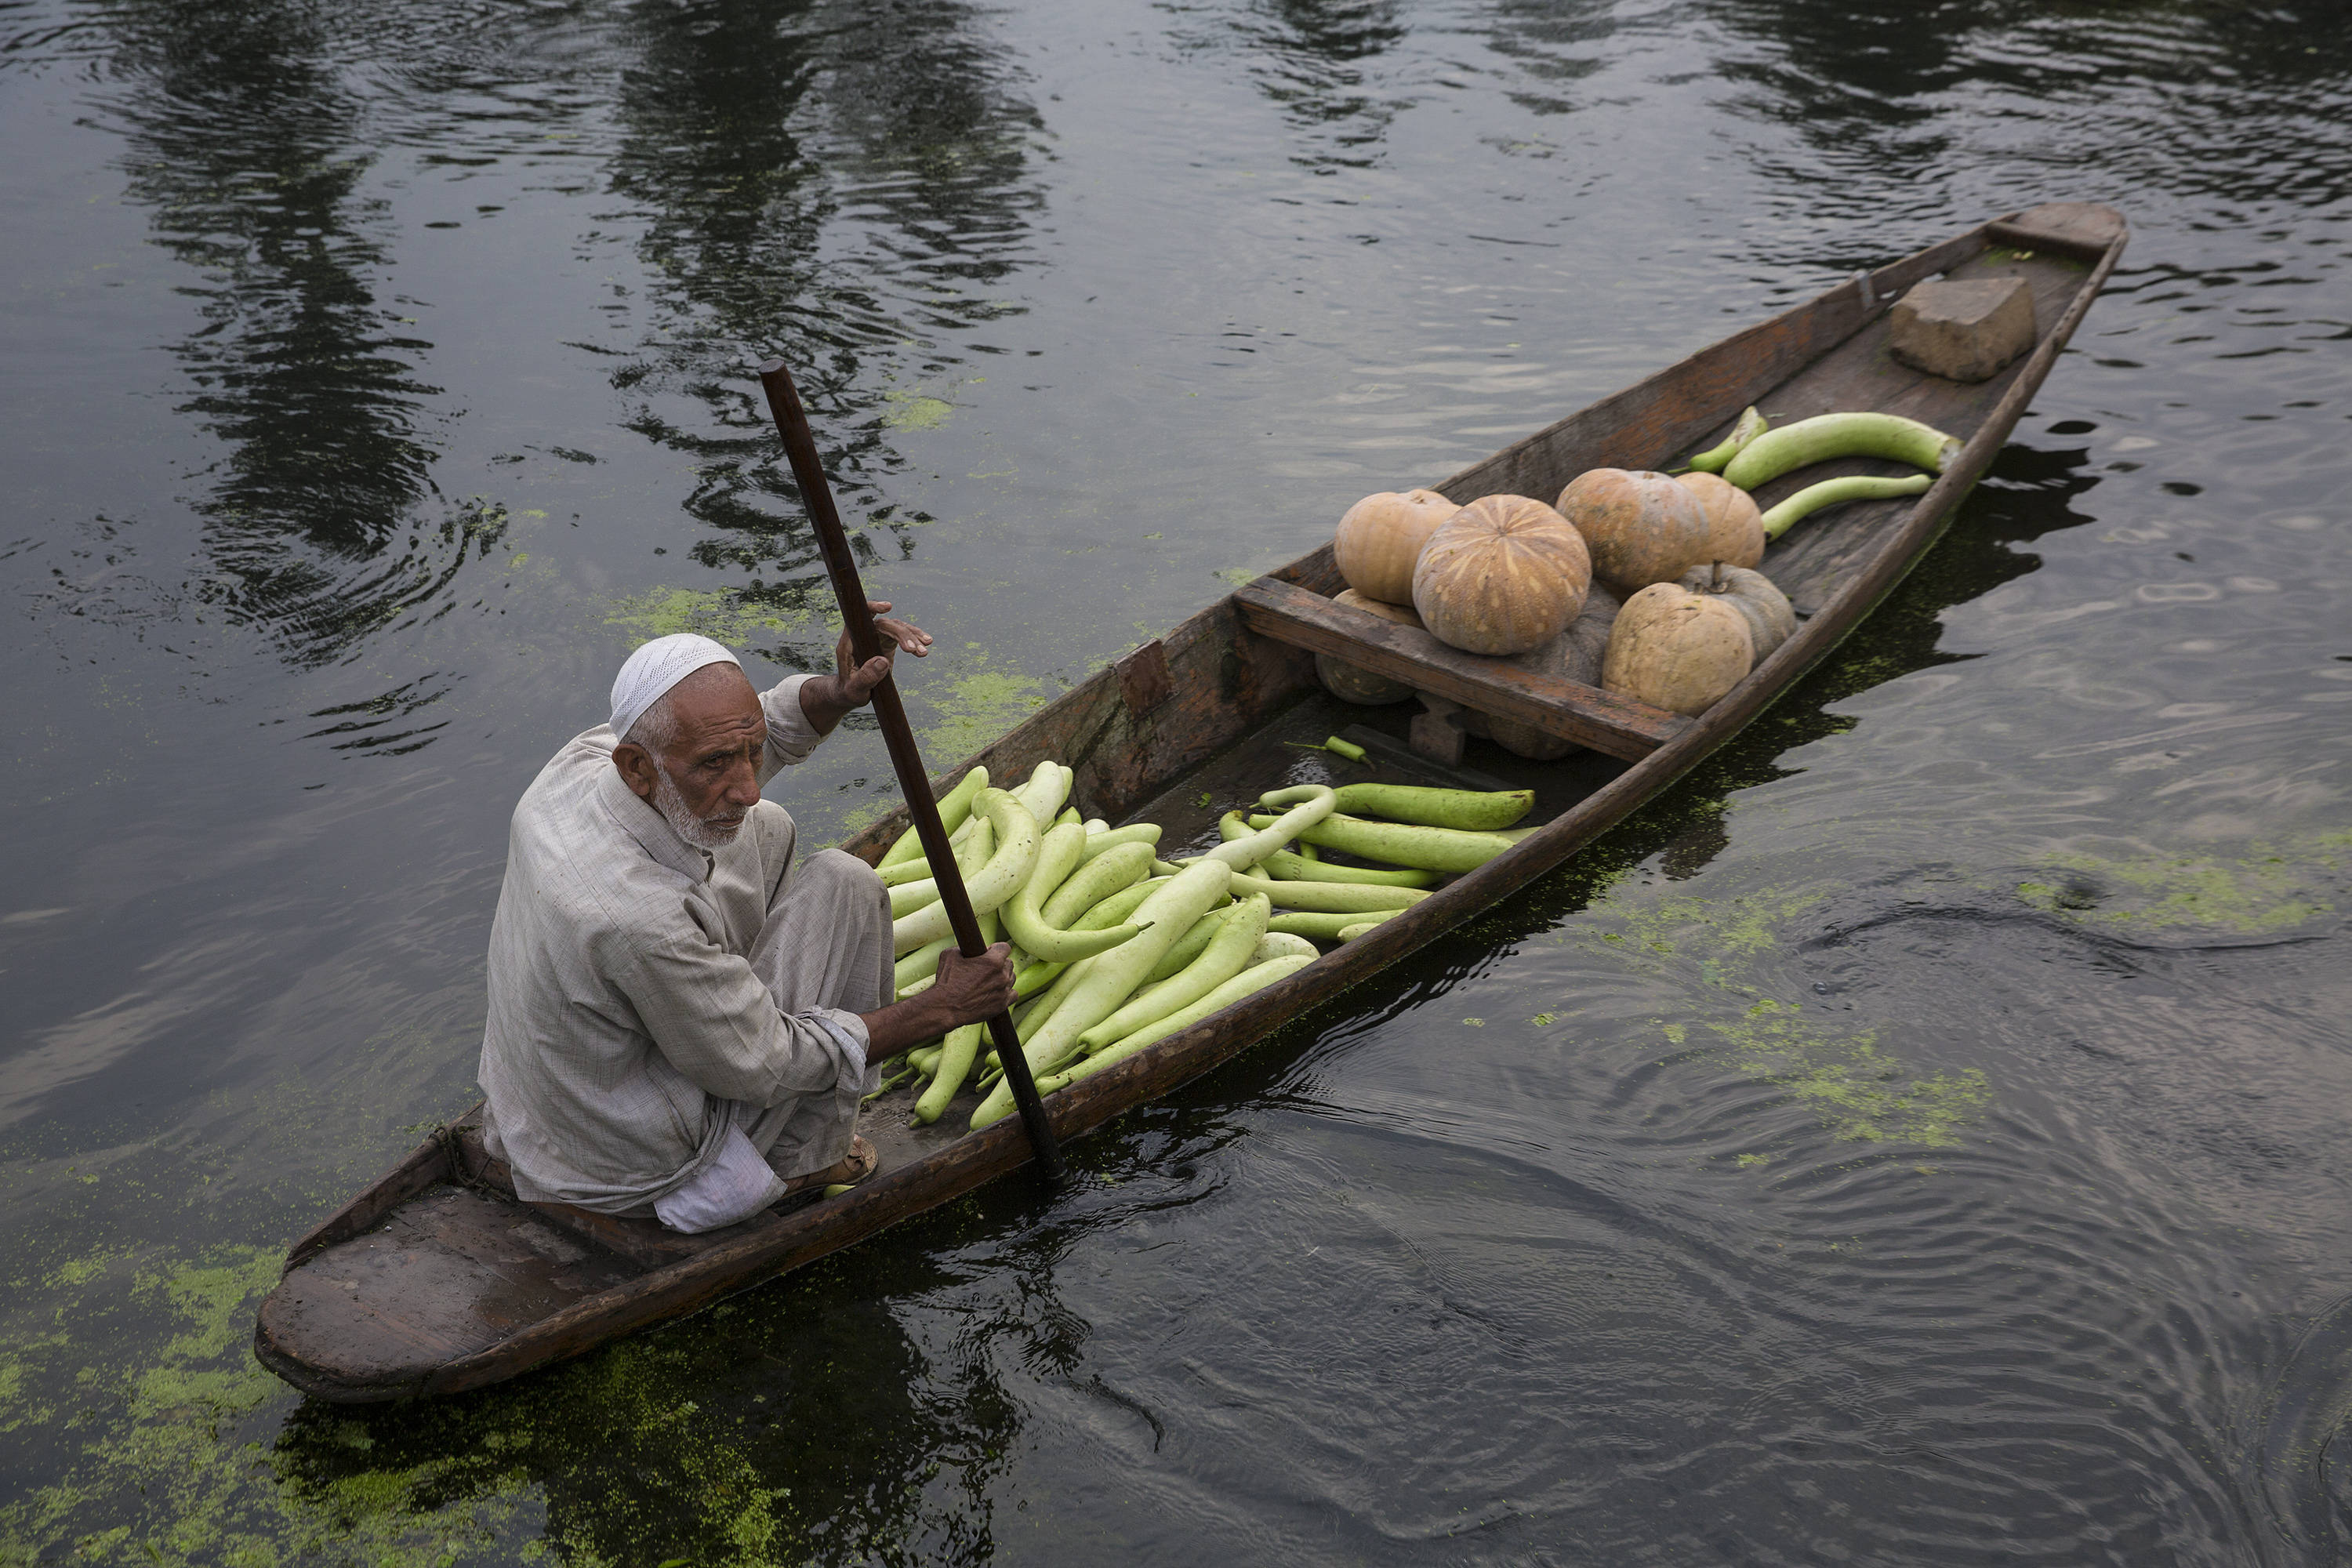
[
  {"left": 440, "top": 1123, "right": 828, "bottom": 1272},
  {"left": 1232, "top": 575, "right": 1690, "bottom": 762},
  {"left": 1987, "top": 199, "right": 2129, "bottom": 260}
]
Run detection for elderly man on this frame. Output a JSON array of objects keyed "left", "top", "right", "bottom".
[{"left": 477, "top": 607, "right": 1014, "bottom": 1234}]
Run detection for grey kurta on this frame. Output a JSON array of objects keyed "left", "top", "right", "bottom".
[{"left": 477, "top": 673, "right": 891, "bottom": 1222}]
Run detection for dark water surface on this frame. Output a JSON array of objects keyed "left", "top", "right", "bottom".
[{"left": 4, "top": 0, "right": 2349, "bottom": 1559}]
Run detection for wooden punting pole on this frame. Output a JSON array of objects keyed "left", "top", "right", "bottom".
[{"left": 757, "top": 358, "right": 1068, "bottom": 1183}]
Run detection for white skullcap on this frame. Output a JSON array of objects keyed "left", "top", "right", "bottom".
[{"left": 609, "top": 633, "right": 742, "bottom": 744}]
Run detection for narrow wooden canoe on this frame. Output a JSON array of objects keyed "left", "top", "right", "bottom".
[{"left": 255, "top": 203, "right": 2128, "bottom": 1402}]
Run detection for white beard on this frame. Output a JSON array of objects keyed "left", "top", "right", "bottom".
[{"left": 652, "top": 763, "right": 746, "bottom": 851}]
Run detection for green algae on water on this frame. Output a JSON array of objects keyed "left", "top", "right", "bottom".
[
  {"left": 1568, "top": 880, "right": 1994, "bottom": 1149},
  {"left": 880, "top": 391, "right": 954, "bottom": 432},
  {"left": 604, "top": 586, "right": 813, "bottom": 649},
  {"left": 0, "top": 1243, "right": 540, "bottom": 1568},
  {"left": 0, "top": 1226, "right": 844, "bottom": 1566},
  {"left": 835, "top": 797, "right": 895, "bottom": 839},
  {"left": 2013, "top": 830, "right": 2346, "bottom": 937},
  {"left": 1567, "top": 884, "right": 1831, "bottom": 985},
  {"left": 919, "top": 648, "right": 1047, "bottom": 762},
  {"left": 1700, "top": 999, "right": 1991, "bottom": 1149}
]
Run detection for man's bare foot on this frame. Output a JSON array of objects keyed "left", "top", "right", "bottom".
[{"left": 780, "top": 1134, "right": 877, "bottom": 1196}]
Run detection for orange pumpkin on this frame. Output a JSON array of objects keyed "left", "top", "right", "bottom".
[
  {"left": 1677, "top": 563, "right": 1795, "bottom": 662},
  {"left": 1555, "top": 468, "right": 1712, "bottom": 593},
  {"left": 1410, "top": 495, "right": 1592, "bottom": 656},
  {"left": 1334, "top": 489, "right": 1461, "bottom": 605},
  {"left": 1674, "top": 472, "right": 1766, "bottom": 571},
  {"left": 1602, "top": 582, "right": 1754, "bottom": 715}
]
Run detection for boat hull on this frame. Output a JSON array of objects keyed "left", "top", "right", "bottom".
[{"left": 256, "top": 204, "right": 2129, "bottom": 1401}]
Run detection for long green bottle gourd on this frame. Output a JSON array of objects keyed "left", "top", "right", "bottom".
[{"left": 970, "top": 861, "right": 1234, "bottom": 1128}]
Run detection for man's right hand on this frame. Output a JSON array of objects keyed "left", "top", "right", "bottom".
[
  {"left": 927, "top": 942, "right": 1018, "bottom": 1025},
  {"left": 858, "top": 942, "right": 1017, "bottom": 1062}
]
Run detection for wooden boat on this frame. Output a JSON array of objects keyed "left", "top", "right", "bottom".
[{"left": 254, "top": 203, "right": 2128, "bottom": 1402}]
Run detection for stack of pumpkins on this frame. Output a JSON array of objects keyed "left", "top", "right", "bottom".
[{"left": 1322, "top": 469, "right": 1798, "bottom": 757}]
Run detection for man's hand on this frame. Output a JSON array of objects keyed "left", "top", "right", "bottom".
[
  {"left": 924, "top": 942, "right": 1018, "bottom": 1025},
  {"left": 799, "top": 600, "right": 933, "bottom": 735},
  {"left": 858, "top": 942, "right": 1017, "bottom": 1061}
]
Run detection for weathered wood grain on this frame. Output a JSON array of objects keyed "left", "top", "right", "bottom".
[
  {"left": 1988, "top": 201, "right": 2127, "bottom": 260},
  {"left": 1232, "top": 578, "right": 1687, "bottom": 761},
  {"left": 256, "top": 1185, "right": 639, "bottom": 1400},
  {"left": 281, "top": 1110, "right": 470, "bottom": 1268},
  {"left": 1117, "top": 639, "right": 1174, "bottom": 715},
  {"left": 1739, "top": 246, "right": 2098, "bottom": 613}
]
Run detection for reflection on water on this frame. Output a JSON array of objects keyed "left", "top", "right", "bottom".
[
  {"left": 55, "top": 0, "right": 1051, "bottom": 680},
  {"left": 267, "top": 1239, "right": 1036, "bottom": 1562},
  {"left": 1476, "top": 0, "right": 1613, "bottom": 120},
  {"left": 2260, "top": 1289, "right": 2352, "bottom": 1559},
  {"left": 1185, "top": 0, "right": 1410, "bottom": 169},
  {"left": 97, "top": 0, "right": 474, "bottom": 666},
  {"left": 2, "top": 0, "right": 2350, "bottom": 1559},
  {"left": 607, "top": 0, "right": 1045, "bottom": 663}
]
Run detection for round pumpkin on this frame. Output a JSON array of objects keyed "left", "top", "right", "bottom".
[
  {"left": 1602, "top": 583, "right": 1754, "bottom": 716},
  {"left": 1410, "top": 495, "right": 1592, "bottom": 657},
  {"left": 1677, "top": 562, "right": 1796, "bottom": 662},
  {"left": 1487, "top": 584, "right": 1621, "bottom": 760},
  {"left": 1334, "top": 488, "right": 1461, "bottom": 605},
  {"left": 1674, "top": 472, "right": 1766, "bottom": 571},
  {"left": 1555, "top": 468, "right": 1712, "bottom": 594},
  {"left": 1316, "top": 590, "right": 1422, "bottom": 706}
]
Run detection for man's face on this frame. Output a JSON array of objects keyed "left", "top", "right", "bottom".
[{"left": 616, "top": 666, "right": 764, "bottom": 847}]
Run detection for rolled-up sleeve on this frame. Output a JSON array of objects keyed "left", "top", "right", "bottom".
[
  {"left": 612, "top": 923, "right": 860, "bottom": 1108},
  {"left": 758, "top": 675, "right": 827, "bottom": 782}
]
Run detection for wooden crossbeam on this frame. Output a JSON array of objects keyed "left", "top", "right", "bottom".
[{"left": 1232, "top": 577, "right": 1688, "bottom": 763}]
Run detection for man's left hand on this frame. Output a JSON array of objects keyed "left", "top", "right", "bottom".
[{"left": 800, "top": 601, "right": 932, "bottom": 733}]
